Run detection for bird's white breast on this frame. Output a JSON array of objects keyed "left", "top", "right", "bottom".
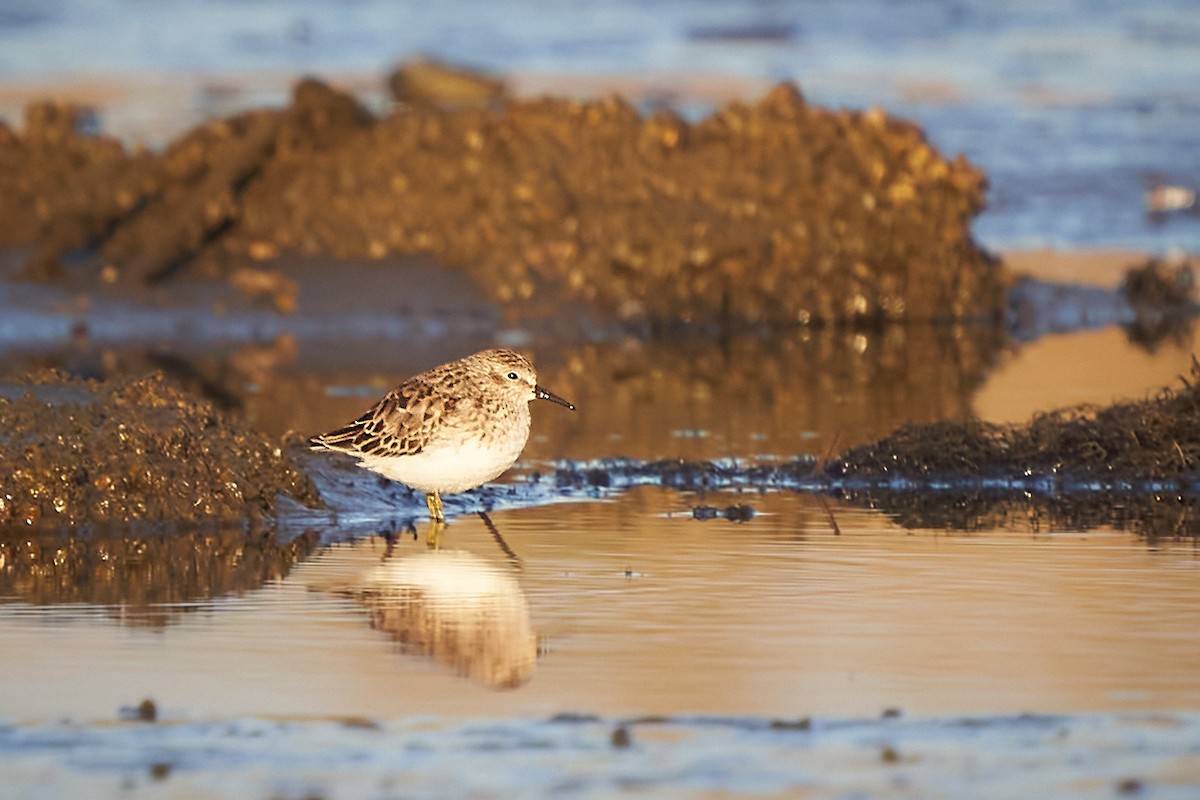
[{"left": 356, "top": 412, "right": 530, "bottom": 494}]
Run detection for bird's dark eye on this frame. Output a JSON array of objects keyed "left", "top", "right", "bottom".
[{"left": 507, "top": 372, "right": 519, "bottom": 380}]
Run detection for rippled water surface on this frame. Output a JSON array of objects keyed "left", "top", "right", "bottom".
[
  {"left": 6, "top": 494, "right": 1200, "bottom": 724},
  {"left": 4, "top": 320, "right": 1200, "bottom": 727},
  {"left": 2, "top": 290, "right": 1200, "bottom": 795}
]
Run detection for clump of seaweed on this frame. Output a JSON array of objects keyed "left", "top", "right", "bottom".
[
  {"left": 832, "top": 357, "right": 1200, "bottom": 482},
  {"left": 0, "top": 371, "right": 319, "bottom": 528},
  {"left": 1121, "top": 256, "right": 1196, "bottom": 352}
]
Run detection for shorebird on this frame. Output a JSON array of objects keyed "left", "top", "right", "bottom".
[{"left": 308, "top": 348, "right": 574, "bottom": 522}]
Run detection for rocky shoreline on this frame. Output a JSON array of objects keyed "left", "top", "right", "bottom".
[{"left": 1, "top": 71, "right": 1001, "bottom": 329}]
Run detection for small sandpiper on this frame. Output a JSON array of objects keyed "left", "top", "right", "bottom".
[{"left": 308, "top": 348, "right": 575, "bottom": 522}]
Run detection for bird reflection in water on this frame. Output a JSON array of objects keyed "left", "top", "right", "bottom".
[
  {"left": 415, "top": 511, "right": 521, "bottom": 568},
  {"left": 350, "top": 546, "right": 537, "bottom": 690}
]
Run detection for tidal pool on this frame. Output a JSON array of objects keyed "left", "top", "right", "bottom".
[
  {"left": 3, "top": 489, "right": 1200, "bottom": 797},
  {"left": 3, "top": 490, "right": 1200, "bottom": 722},
  {"left": 2, "top": 275, "right": 1200, "bottom": 795}
]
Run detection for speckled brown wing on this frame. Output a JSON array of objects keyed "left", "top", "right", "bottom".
[{"left": 308, "top": 375, "right": 445, "bottom": 458}]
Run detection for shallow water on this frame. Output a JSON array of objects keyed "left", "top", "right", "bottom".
[
  {"left": 3, "top": 311, "right": 1200, "bottom": 722},
  {"left": 2, "top": 277, "right": 1200, "bottom": 793},
  {"left": 4, "top": 493, "right": 1200, "bottom": 724}
]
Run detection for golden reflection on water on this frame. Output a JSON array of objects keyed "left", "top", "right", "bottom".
[
  {"left": 337, "top": 548, "right": 537, "bottom": 690},
  {"left": 270, "top": 319, "right": 1195, "bottom": 483},
  {"left": 1, "top": 498, "right": 1199, "bottom": 721},
  {"left": 974, "top": 325, "right": 1200, "bottom": 424},
  {"left": 16, "top": 309, "right": 1195, "bottom": 471}
]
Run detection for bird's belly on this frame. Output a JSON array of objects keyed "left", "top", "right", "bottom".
[{"left": 357, "top": 438, "right": 524, "bottom": 494}]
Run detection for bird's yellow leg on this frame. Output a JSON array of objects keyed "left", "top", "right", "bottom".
[
  {"left": 425, "top": 491, "right": 445, "bottom": 522},
  {"left": 424, "top": 491, "right": 446, "bottom": 549}
]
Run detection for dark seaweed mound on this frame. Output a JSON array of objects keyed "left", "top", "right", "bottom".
[
  {"left": 0, "top": 372, "right": 318, "bottom": 527},
  {"left": 831, "top": 358, "right": 1200, "bottom": 482}
]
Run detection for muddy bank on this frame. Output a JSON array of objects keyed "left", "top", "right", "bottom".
[
  {"left": 0, "top": 72, "right": 1001, "bottom": 327},
  {"left": 545, "top": 356, "right": 1200, "bottom": 491},
  {"left": 822, "top": 360, "right": 1200, "bottom": 536},
  {"left": 3, "top": 711, "right": 1193, "bottom": 800},
  {"left": 0, "top": 371, "right": 317, "bottom": 528}
]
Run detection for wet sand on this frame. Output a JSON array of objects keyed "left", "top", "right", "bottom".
[
  {"left": 1003, "top": 249, "right": 1155, "bottom": 288},
  {"left": 5, "top": 712, "right": 1197, "bottom": 800}
]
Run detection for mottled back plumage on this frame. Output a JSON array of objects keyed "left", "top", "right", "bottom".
[{"left": 308, "top": 376, "right": 445, "bottom": 459}]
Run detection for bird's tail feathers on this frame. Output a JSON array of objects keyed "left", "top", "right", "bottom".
[{"left": 307, "top": 422, "right": 365, "bottom": 453}]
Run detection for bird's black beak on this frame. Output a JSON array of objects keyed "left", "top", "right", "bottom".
[{"left": 536, "top": 385, "right": 575, "bottom": 411}]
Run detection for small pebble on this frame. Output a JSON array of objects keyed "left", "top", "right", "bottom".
[
  {"left": 610, "top": 725, "right": 633, "bottom": 748},
  {"left": 768, "top": 718, "right": 812, "bottom": 731},
  {"left": 118, "top": 698, "right": 158, "bottom": 722},
  {"left": 1117, "top": 777, "right": 1144, "bottom": 795}
]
